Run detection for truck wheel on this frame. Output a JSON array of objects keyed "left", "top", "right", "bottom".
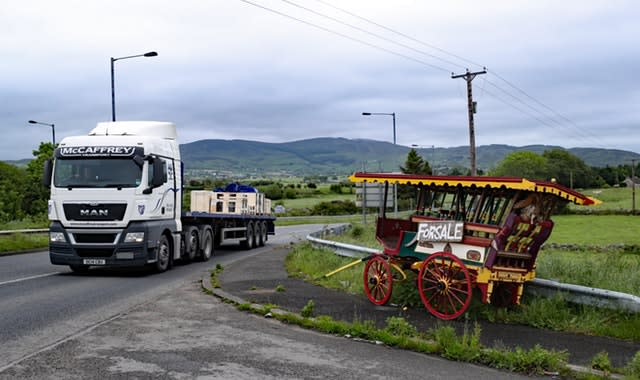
[
  {"left": 199, "top": 228, "right": 213, "bottom": 261},
  {"left": 260, "top": 221, "right": 267, "bottom": 246},
  {"left": 257, "top": 222, "right": 264, "bottom": 247},
  {"left": 252, "top": 222, "right": 259, "bottom": 248},
  {"left": 69, "top": 264, "right": 90, "bottom": 274},
  {"left": 155, "top": 234, "right": 171, "bottom": 272},
  {"left": 241, "top": 223, "right": 253, "bottom": 250},
  {"left": 183, "top": 226, "right": 199, "bottom": 263}
]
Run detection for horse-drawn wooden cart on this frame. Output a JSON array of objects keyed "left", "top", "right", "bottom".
[{"left": 348, "top": 172, "right": 600, "bottom": 320}]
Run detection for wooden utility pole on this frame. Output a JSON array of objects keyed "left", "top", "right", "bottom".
[
  {"left": 452, "top": 68, "right": 486, "bottom": 176},
  {"left": 632, "top": 159, "right": 637, "bottom": 214}
]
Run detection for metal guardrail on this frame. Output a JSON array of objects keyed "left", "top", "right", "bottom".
[
  {"left": 0, "top": 228, "right": 48, "bottom": 236},
  {"left": 307, "top": 225, "right": 640, "bottom": 313}
]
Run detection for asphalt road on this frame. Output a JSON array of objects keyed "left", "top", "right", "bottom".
[
  {"left": 0, "top": 225, "right": 535, "bottom": 379},
  {"left": 0, "top": 225, "right": 312, "bottom": 371}
]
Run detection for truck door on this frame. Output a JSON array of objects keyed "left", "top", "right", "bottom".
[{"left": 146, "top": 157, "right": 175, "bottom": 220}]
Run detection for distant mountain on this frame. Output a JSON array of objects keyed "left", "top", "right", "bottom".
[
  {"left": 4, "top": 138, "right": 636, "bottom": 176},
  {"left": 179, "top": 138, "right": 640, "bottom": 176}
]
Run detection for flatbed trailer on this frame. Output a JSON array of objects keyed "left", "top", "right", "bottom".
[{"left": 181, "top": 212, "right": 275, "bottom": 251}]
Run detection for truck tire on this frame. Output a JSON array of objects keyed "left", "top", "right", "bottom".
[
  {"left": 257, "top": 222, "right": 264, "bottom": 247},
  {"left": 199, "top": 228, "right": 213, "bottom": 261},
  {"left": 155, "top": 234, "right": 171, "bottom": 272},
  {"left": 183, "top": 226, "right": 199, "bottom": 263},
  {"left": 260, "top": 221, "right": 267, "bottom": 246},
  {"left": 241, "top": 223, "right": 253, "bottom": 250},
  {"left": 252, "top": 221, "right": 259, "bottom": 248}
]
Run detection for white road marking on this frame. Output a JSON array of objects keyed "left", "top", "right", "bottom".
[{"left": 0, "top": 272, "right": 61, "bottom": 286}]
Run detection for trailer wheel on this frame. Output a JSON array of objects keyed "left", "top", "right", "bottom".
[
  {"left": 363, "top": 255, "right": 393, "bottom": 305},
  {"left": 199, "top": 228, "right": 213, "bottom": 261},
  {"left": 155, "top": 234, "right": 171, "bottom": 272},
  {"left": 252, "top": 221, "right": 259, "bottom": 248},
  {"left": 183, "top": 226, "right": 199, "bottom": 263},
  {"left": 259, "top": 221, "right": 267, "bottom": 246},
  {"left": 256, "top": 222, "right": 264, "bottom": 247},
  {"left": 241, "top": 223, "right": 253, "bottom": 250},
  {"left": 418, "top": 252, "right": 472, "bottom": 320}
]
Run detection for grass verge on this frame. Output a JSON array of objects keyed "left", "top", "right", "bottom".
[
  {"left": 0, "top": 233, "right": 48, "bottom": 255},
  {"left": 236, "top": 302, "right": 572, "bottom": 377},
  {"left": 287, "top": 241, "right": 640, "bottom": 342}
]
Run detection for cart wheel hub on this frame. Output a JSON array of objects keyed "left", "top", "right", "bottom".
[
  {"left": 437, "top": 280, "right": 448, "bottom": 292},
  {"left": 369, "top": 276, "right": 380, "bottom": 286}
]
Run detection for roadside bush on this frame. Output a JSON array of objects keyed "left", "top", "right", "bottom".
[
  {"left": 311, "top": 200, "right": 358, "bottom": 215},
  {"left": 384, "top": 316, "right": 417, "bottom": 337},
  {"left": 625, "top": 351, "right": 640, "bottom": 378},
  {"left": 329, "top": 184, "right": 343, "bottom": 194}
]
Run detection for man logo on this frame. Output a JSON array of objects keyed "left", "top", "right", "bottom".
[
  {"left": 80, "top": 209, "right": 109, "bottom": 217},
  {"left": 138, "top": 205, "right": 145, "bottom": 215}
]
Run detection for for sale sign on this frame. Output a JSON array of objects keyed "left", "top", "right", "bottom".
[{"left": 417, "top": 221, "right": 464, "bottom": 243}]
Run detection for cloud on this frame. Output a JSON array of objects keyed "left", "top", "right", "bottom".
[{"left": 1, "top": 0, "right": 638, "bottom": 160}]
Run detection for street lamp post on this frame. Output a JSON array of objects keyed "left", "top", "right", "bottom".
[
  {"left": 362, "top": 111, "right": 397, "bottom": 214},
  {"left": 110, "top": 51, "right": 158, "bottom": 121},
  {"left": 28, "top": 120, "right": 55, "bottom": 145}
]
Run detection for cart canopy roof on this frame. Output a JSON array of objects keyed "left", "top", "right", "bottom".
[{"left": 348, "top": 172, "right": 601, "bottom": 206}]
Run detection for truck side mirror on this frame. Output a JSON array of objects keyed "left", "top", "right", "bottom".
[{"left": 42, "top": 159, "right": 52, "bottom": 188}]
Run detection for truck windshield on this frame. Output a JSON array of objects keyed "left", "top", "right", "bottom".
[{"left": 53, "top": 158, "right": 142, "bottom": 188}]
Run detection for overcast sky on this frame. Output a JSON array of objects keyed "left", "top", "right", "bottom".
[{"left": 1, "top": 0, "right": 638, "bottom": 160}]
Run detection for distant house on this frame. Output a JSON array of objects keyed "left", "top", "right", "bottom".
[{"left": 624, "top": 177, "right": 640, "bottom": 188}]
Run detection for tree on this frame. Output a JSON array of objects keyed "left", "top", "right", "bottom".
[
  {"left": 399, "top": 149, "right": 432, "bottom": 206},
  {"left": 22, "top": 142, "right": 54, "bottom": 216},
  {"left": 490, "top": 151, "right": 549, "bottom": 180},
  {"left": 0, "top": 161, "right": 26, "bottom": 222},
  {"left": 543, "top": 148, "right": 596, "bottom": 188},
  {"left": 400, "top": 149, "right": 432, "bottom": 175}
]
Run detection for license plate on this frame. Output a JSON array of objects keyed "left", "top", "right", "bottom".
[
  {"left": 83, "top": 259, "right": 106, "bottom": 265},
  {"left": 497, "top": 271, "right": 518, "bottom": 281}
]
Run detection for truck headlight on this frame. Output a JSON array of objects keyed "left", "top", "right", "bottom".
[
  {"left": 124, "top": 232, "right": 145, "bottom": 243},
  {"left": 50, "top": 232, "right": 66, "bottom": 243}
]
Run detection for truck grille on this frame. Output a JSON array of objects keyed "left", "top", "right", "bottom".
[
  {"left": 76, "top": 248, "right": 114, "bottom": 258},
  {"left": 73, "top": 233, "right": 118, "bottom": 244},
  {"left": 63, "top": 204, "right": 127, "bottom": 221}
]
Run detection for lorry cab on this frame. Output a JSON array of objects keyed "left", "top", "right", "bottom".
[{"left": 44, "top": 121, "right": 182, "bottom": 272}]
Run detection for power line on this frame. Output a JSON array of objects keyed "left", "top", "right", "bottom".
[
  {"left": 238, "top": 0, "right": 604, "bottom": 149},
  {"left": 312, "top": 0, "right": 485, "bottom": 70},
  {"left": 487, "top": 71, "right": 604, "bottom": 145},
  {"left": 310, "top": 0, "right": 602, "bottom": 147},
  {"left": 278, "top": 0, "right": 465, "bottom": 70},
  {"left": 236, "top": 0, "right": 451, "bottom": 73}
]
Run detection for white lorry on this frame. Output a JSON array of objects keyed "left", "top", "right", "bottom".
[{"left": 42, "top": 121, "right": 275, "bottom": 273}]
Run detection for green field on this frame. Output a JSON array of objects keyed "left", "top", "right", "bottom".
[
  {"left": 548, "top": 214, "right": 640, "bottom": 245},
  {"left": 570, "top": 187, "right": 638, "bottom": 212},
  {"left": 279, "top": 193, "right": 354, "bottom": 210}
]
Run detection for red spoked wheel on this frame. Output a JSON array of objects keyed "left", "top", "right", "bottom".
[
  {"left": 418, "top": 252, "right": 472, "bottom": 320},
  {"left": 363, "top": 255, "right": 393, "bottom": 305}
]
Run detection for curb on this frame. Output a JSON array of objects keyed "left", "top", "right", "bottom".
[
  {"left": 0, "top": 248, "right": 48, "bottom": 257},
  {"left": 200, "top": 269, "right": 603, "bottom": 378}
]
